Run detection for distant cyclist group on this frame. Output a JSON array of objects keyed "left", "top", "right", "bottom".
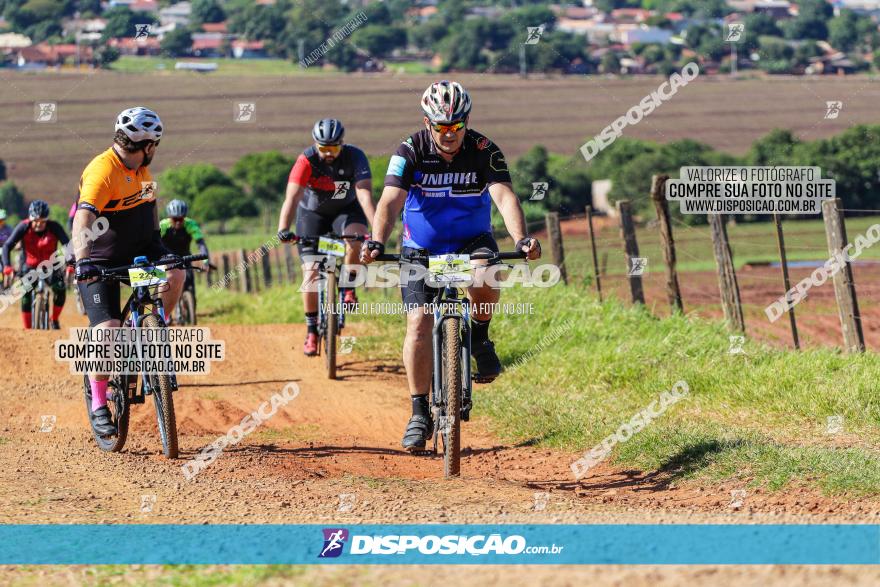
[{"left": 15, "top": 80, "right": 541, "bottom": 460}]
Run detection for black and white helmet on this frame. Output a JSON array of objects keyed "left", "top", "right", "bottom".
[
  {"left": 115, "top": 107, "right": 163, "bottom": 143},
  {"left": 312, "top": 118, "right": 345, "bottom": 145},
  {"left": 421, "top": 80, "right": 472, "bottom": 124},
  {"left": 166, "top": 199, "right": 188, "bottom": 218},
  {"left": 28, "top": 199, "right": 50, "bottom": 220}
]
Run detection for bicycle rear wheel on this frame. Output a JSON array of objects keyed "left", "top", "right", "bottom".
[
  {"left": 441, "top": 316, "right": 462, "bottom": 478},
  {"left": 142, "top": 314, "right": 179, "bottom": 458},
  {"left": 324, "top": 270, "right": 338, "bottom": 379},
  {"left": 83, "top": 375, "right": 130, "bottom": 452}
]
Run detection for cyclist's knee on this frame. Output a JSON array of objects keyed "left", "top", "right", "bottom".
[
  {"left": 167, "top": 268, "right": 185, "bottom": 289},
  {"left": 405, "top": 310, "right": 432, "bottom": 337}
]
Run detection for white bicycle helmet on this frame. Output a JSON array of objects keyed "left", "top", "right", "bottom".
[
  {"left": 115, "top": 107, "right": 163, "bottom": 143},
  {"left": 421, "top": 80, "right": 472, "bottom": 124}
]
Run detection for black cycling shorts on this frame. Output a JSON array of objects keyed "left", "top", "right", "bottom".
[
  {"left": 400, "top": 232, "right": 499, "bottom": 307},
  {"left": 295, "top": 200, "right": 368, "bottom": 256},
  {"left": 78, "top": 279, "right": 123, "bottom": 326}
]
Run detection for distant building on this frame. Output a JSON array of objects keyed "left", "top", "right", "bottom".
[
  {"left": 618, "top": 25, "right": 673, "bottom": 46},
  {"left": 159, "top": 1, "right": 191, "bottom": 27},
  {"left": 108, "top": 36, "right": 162, "bottom": 56},
  {"left": 610, "top": 8, "right": 654, "bottom": 23},
  {"left": 0, "top": 32, "right": 33, "bottom": 50},
  {"left": 191, "top": 33, "right": 223, "bottom": 58},
  {"left": 727, "top": 0, "right": 792, "bottom": 17},
  {"left": 201, "top": 22, "right": 228, "bottom": 34},
  {"left": 232, "top": 40, "right": 266, "bottom": 59},
  {"left": 109, "top": 0, "right": 159, "bottom": 11}
]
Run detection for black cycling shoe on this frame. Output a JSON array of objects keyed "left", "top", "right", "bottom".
[
  {"left": 401, "top": 414, "right": 433, "bottom": 451},
  {"left": 472, "top": 339, "right": 501, "bottom": 383},
  {"left": 51, "top": 320, "right": 60, "bottom": 330},
  {"left": 90, "top": 405, "right": 116, "bottom": 437}
]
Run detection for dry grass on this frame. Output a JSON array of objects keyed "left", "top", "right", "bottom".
[{"left": 2, "top": 70, "right": 879, "bottom": 202}]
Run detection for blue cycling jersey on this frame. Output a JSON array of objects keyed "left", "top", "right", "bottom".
[{"left": 384, "top": 129, "right": 511, "bottom": 253}]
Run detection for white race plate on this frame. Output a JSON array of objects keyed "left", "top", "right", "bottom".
[
  {"left": 427, "top": 254, "right": 472, "bottom": 285},
  {"left": 128, "top": 266, "right": 167, "bottom": 287},
  {"left": 318, "top": 237, "right": 346, "bottom": 257}
]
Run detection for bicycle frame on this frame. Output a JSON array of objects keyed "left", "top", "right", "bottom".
[
  {"left": 316, "top": 255, "right": 346, "bottom": 337},
  {"left": 124, "top": 280, "right": 176, "bottom": 400}
]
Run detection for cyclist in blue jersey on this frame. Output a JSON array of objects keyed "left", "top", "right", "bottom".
[{"left": 362, "top": 81, "right": 541, "bottom": 451}]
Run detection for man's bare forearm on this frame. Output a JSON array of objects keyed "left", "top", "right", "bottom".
[
  {"left": 72, "top": 208, "right": 97, "bottom": 260},
  {"left": 277, "top": 184, "right": 304, "bottom": 232},
  {"left": 355, "top": 181, "right": 376, "bottom": 227},
  {"left": 495, "top": 192, "right": 528, "bottom": 242},
  {"left": 372, "top": 187, "right": 406, "bottom": 243}
]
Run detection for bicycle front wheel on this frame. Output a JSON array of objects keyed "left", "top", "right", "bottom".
[
  {"left": 324, "top": 270, "right": 338, "bottom": 379},
  {"left": 441, "top": 316, "right": 462, "bottom": 478},
  {"left": 142, "top": 314, "right": 179, "bottom": 459},
  {"left": 32, "top": 295, "right": 48, "bottom": 330}
]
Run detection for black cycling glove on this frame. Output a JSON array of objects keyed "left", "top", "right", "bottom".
[
  {"left": 158, "top": 253, "right": 182, "bottom": 268},
  {"left": 278, "top": 230, "right": 296, "bottom": 243},
  {"left": 365, "top": 240, "right": 385, "bottom": 256},
  {"left": 75, "top": 257, "right": 101, "bottom": 281},
  {"left": 515, "top": 237, "right": 536, "bottom": 254}
]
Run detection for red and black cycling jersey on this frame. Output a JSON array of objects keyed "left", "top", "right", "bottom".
[
  {"left": 288, "top": 145, "right": 371, "bottom": 216},
  {"left": 1, "top": 219, "right": 69, "bottom": 268}
]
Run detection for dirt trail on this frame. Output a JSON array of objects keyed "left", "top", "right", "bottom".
[{"left": 1, "top": 303, "right": 879, "bottom": 585}]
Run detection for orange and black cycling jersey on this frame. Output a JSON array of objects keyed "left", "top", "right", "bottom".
[{"left": 77, "top": 147, "right": 164, "bottom": 265}]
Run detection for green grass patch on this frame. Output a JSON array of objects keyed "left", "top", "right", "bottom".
[
  {"left": 197, "top": 263, "right": 880, "bottom": 495},
  {"left": 565, "top": 215, "right": 880, "bottom": 279}
]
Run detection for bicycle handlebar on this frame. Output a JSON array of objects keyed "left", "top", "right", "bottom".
[
  {"left": 373, "top": 250, "right": 527, "bottom": 262},
  {"left": 293, "top": 233, "right": 366, "bottom": 244},
  {"left": 101, "top": 253, "right": 210, "bottom": 277}
]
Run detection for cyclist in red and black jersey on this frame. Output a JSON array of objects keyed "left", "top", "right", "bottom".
[
  {"left": 277, "top": 118, "right": 375, "bottom": 356},
  {"left": 2, "top": 200, "right": 73, "bottom": 329}
]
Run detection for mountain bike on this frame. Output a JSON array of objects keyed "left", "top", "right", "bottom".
[
  {"left": 375, "top": 249, "right": 526, "bottom": 478},
  {"left": 81, "top": 253, "right": 208, "bottom": 458},
  {"left": 294, "top": 233, "right": 364, "bottom": 379}
]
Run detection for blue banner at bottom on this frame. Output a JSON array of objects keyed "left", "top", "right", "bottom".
[{"left": 1, "top": 524, "right": 877, "bottom": 565}]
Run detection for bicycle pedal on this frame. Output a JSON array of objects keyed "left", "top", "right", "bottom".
[{"left": 471, "top": 374, "right": 497, "bottom": 384}]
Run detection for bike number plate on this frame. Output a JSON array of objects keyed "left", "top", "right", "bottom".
[
  {"left": 128, "top": 266, "right": 167, "bottom": 287},
  {"left": 428, "top": 254, "right": 472, "bottom": 284},
  {"left": 318, "top": 237, "right": 346, "bottom": 257}
]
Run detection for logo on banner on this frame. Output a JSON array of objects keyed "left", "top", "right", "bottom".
[{"left": 319, "top": 528, "right": 349, "bottom": 558}]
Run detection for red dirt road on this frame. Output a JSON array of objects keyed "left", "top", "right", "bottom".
[{"left": 1, "top": 302, "right": 879, "bottom": 585}]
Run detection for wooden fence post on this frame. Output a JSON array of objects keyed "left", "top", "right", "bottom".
[
  {"left": 545, "top": 212, "right": 567, "bottom": 285},
  {"left": 616, "top": 200, "right": 645, "bottom": 304},
  {"left": 240, "top": 249, "right": 252, "bottom": 293},
  {"left": 822, "top": 199, "right": 865, "bottom": 353},
  {"left": 260, "top": 245, "right": 272, "bottom": 288},
  {"left": 272, "top": 246, "right": 283, "bottom": 286},
  {"left": 586, "top": 205, "right": 602, "bottom": 301},
  {"left": 650, "top": 174, "right": 683, "bottom": 313},
  {"left": 708, "top": 214, "right": 744, "bottom": 333},
  {"left": 284, "top": 243, "right": 297, "bottom": 284},
  {"left": 773, "top": 214, "right": 800, "bottom": 349},
  {"left": 220, "top": 253, "right": 231, "bottom": 290}
]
